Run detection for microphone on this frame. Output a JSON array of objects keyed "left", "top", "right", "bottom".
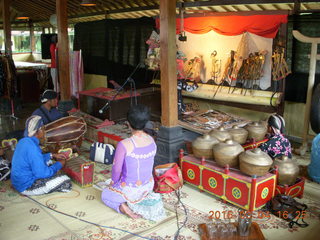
[{"left": 99, "top": 101, "right": 110, "bottom": 114}]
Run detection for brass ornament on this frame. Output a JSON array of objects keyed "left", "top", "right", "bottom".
[
  {"left": 212, "top": 139, "right": 244, "bottom": 167},
  {"left": 239, "top": 148, "right": 273, "bottom": 176},
  {"left": 245, "top": 121, "right": 267, "bottom": 141},
  {"left": 209, "top": 127, "right": 232, "bottom": 142},
  {"left": 192, "top": 134, "right": 219, "bottom": 159},
  {"left": 228, "top": 125, "right": 248, "bottom": 144},
  {"left": 273, "top": 155, "right": 299, "bottom": 185}
]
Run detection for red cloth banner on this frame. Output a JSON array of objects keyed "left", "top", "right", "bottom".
[{"left": 156, "top": 15, "right": 287, "bottom": 38}]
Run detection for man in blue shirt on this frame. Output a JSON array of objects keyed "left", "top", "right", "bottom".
[
  {"left": 11, "top": 115, "right": 71, "bottom": 195},
  {"left": 32, "top": 89, "right": 63, "bottom": 125}
]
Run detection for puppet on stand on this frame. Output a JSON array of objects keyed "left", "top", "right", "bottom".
[
  {"left": 185, "top": 56, "right": 202, "bottom": 82},
  {"left": 177, "top": 51, "right": 198, "bottom": 114},
  {"left": 210, "top": 51, "right": 221, "bottom": 84},
  {"left": 222, "top": 50, "right": 236, "bottom": 85}
]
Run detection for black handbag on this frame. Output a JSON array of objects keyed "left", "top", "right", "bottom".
[{"left": 266, "top": 194, "right": 309, "bottom": 228}]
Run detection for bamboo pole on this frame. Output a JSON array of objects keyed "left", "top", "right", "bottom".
[{"left": 182, "top": 83, "right": 281, "bottom": 106}]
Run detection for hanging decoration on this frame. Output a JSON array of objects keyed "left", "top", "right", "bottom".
[
  {"left": 156, "top": 15, "right": 288, "bottom": 39},
  {"left": 0, "top": 55, "right": 17, "bottom": 99},
  {"left": 145, "top": 31, "right": 160, "bottom": 70},
  {"left": 272, "top": 47, "right": 291, "bottom": 81},
  {"left": 49, "top": 14, "right": 57, "bottom": 27}
]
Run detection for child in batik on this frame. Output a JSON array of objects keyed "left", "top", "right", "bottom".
[{"left": 259, "top": 114, "right": 292, "bottom": 159}]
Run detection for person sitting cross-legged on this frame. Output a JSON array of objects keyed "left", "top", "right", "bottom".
[
  {"left": 11, "top": 115, "right": 72, "bottom": 195},
  {"left": 101, "top": 104, "right": 165, "bottom": 221}
]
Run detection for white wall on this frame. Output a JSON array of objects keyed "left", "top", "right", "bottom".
[{"left": 177, "top": 31, "right": 273, "bottom": 90}]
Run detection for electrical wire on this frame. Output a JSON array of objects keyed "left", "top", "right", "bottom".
[
  {"left": 25, "top": 195, "right": 152, "bottom": 240},
  {"left": 173, "top": 189, "right": 188, "bottom": 240}
]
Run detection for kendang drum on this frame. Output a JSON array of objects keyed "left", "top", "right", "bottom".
[{"left": 42, "top": 116, "right": 87, "bottom": 153}]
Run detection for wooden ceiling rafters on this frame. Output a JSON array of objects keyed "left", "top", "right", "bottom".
[{"left": 1, "top": 0, "right": 320, "bottom": 28}]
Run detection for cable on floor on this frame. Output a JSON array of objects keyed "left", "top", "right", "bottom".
[
  {"left": 173, "top": 189, "right": 188, "bottom": 240},
  {"left": 26, "top": 195, "right": 153, "bottom": 240}
]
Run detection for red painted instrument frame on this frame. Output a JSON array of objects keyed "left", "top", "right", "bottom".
[
  {"left": 179, "top": 150, "right": 277, "bottom": 211},
  {"left": 275, "top": 177, "right": 305, "bottom": 199}
]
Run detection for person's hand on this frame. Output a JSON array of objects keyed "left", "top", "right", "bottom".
[
  {"left": 52, "top": 153, "right": 67, "bottom": 161},
  {"left": 57, "top": 159, "right": 66, "bottom": 167},
  {"left": 0, "top": 148, "right": 4, "bottom": 156}
]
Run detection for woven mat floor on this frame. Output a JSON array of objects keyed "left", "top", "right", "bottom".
[{"left": 0, "top": 142, "right": 319, "bottom": 240}]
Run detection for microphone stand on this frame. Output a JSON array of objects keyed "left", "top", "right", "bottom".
[{"left": 99, "top": 63, "right": 140, "bottom": 114}]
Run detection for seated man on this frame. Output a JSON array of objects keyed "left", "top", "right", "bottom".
[
  {"left": 259, "top": 114, "right": 292, "bottom": 159},
  {"left": 32, "top": 89, "right": 63, "bottom": 125},
  {"left": 11, "top": 115, "right": 71, "bottom": 195}
]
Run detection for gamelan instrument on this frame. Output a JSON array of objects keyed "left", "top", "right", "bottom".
[
  {"left": 63, "top": 156, "right": 95, "bottom": 188},
  {"left": 42, "top": 116, "right": 87, "bottom": 153},
  {"left": 273, "top": 155, "right": 299, "bottom": 185}
]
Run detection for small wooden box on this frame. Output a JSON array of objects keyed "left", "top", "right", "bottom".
[
  {"left": 69, "top": 110, "right": 110, "bottom": 142},
  {"left": 180, "top": 153, "right": 276, "bottom": 211},
  {"left": 275, "top": 177, "right": 305, "bottom": 199},
  {"left": 63, "top": 156, "right": 95, "bottom": 188}
]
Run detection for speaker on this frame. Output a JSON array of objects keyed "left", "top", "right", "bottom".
[{"left": 41, "top": 34, "right": 57, "bottom": 59}]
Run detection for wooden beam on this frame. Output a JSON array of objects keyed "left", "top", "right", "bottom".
[
  {"left": 160, "top": 0, "right": 177, "bottom": 127},
  {"left": 56, "top": 0, "right": 70, "bottom": 100},
  {"left": 69, "top": 4, "right": 159, "bottom": 18},
  {"left": 183, "top": 0, "right": 319, "bottom": 8},
  {"left": 2, "top": 0, "right": 12, "bottom": 55}
]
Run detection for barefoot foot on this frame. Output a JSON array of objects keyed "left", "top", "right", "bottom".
[{"left": 120, "top": 203, "right": 141, "bottom": 219}]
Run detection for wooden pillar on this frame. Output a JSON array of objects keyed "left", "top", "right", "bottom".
[
  {"left": 155, "top": 0, "right": 184, "bottom": 166},
  {"left": 29, "top": 21, "right": 35, "bottom": 53},
  {"left": 160, "top": 0, "right": 177, "bottom": 127},
  {"left": 2, "top": 0, "right": 12, "bottom": 56},
  {"left": 56, "top": 0, "right": 70, "bottom": 100}
]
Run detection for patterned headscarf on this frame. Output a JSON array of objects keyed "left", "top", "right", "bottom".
[
  {"left": 268, "top": 114, "right": 285, "bottom": 135},
  {"left": 25, "top": 115, "right": 44, "bottom": 137}
]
